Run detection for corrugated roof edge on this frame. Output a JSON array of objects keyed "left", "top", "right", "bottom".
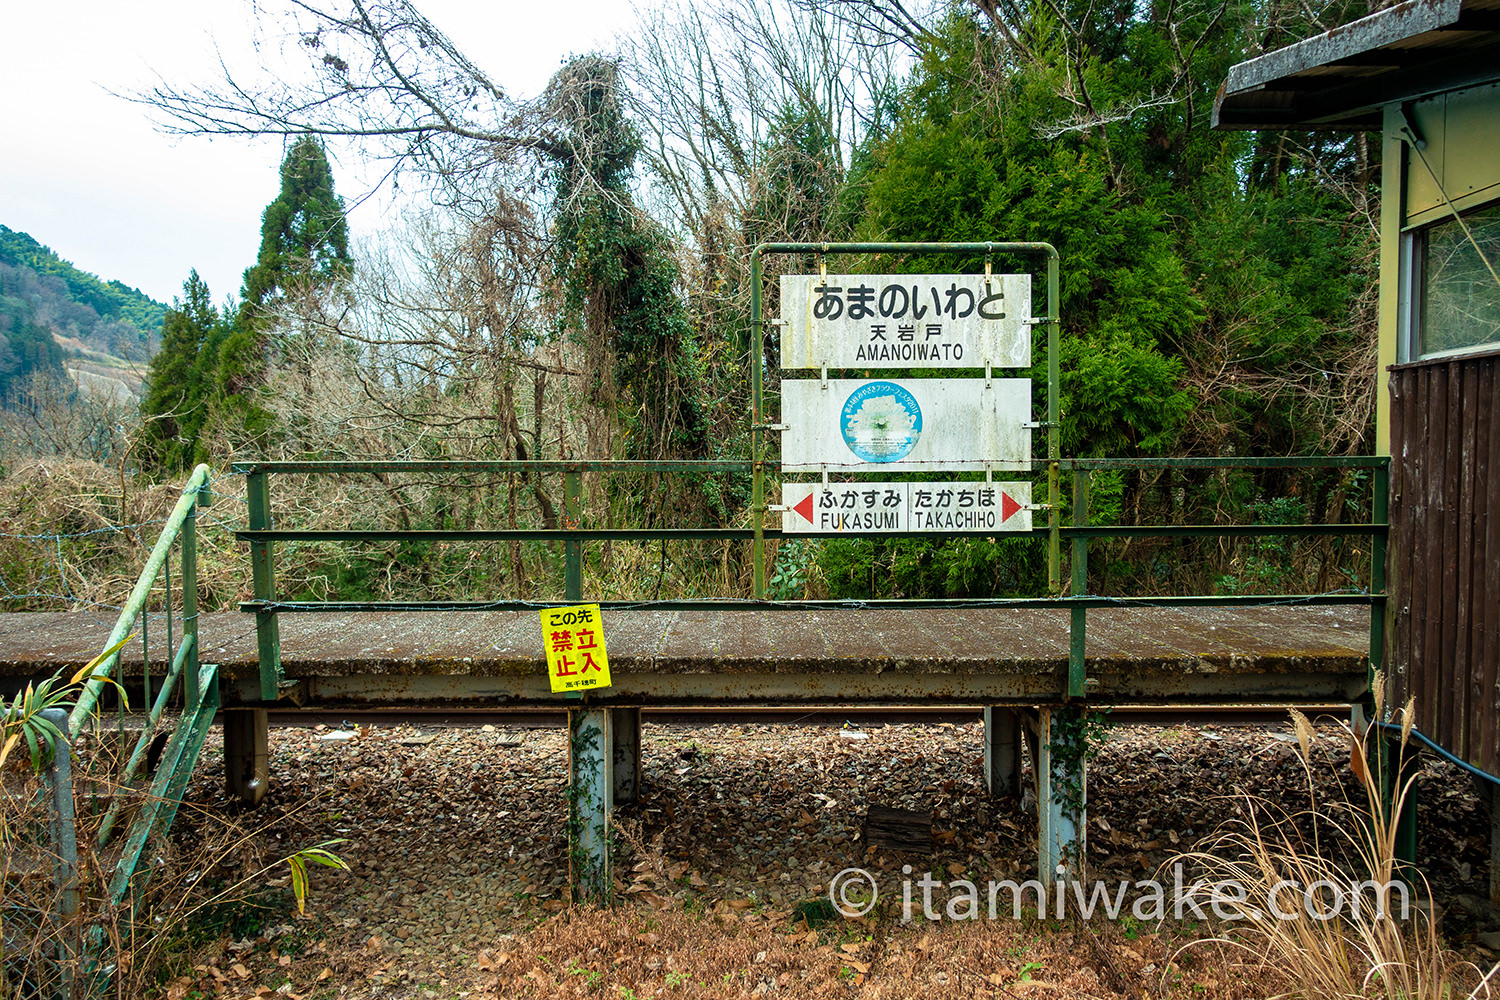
[{"left": 1223, "top": 0, "right": 1461, "bottom": 94}]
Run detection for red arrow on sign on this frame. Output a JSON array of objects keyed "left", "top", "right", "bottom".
[
  {"left": 792, "top": 493, "right": 816, "bottom": 524},
  {"left": 1000, "top": 491, "right": 1022, "bottom": 523}
]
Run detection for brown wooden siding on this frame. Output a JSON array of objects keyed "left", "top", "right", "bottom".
[{"left": 1388, "top": 349, "right": 1500, "bottom": 776}]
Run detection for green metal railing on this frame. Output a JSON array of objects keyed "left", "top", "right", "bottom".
[
  {"left": 68, "top": 464, "right": 215, "bottom": 735},
  {"left": 13, "top": 465, "right": 225, "bottom": 995},
  {"left": 233, "top": 456, "right": 1388, "bottom": 690},
  {"left": 66, "top": 464, "right": 223, "bottom": 880},
  {"left": 227, "top": 243, "right": 1391, "bottom": 905},
  {"left": 1052, "top": 455, "right": 1388, "bottom": 699},
  {"left": 230, "top": 242, "right": 1389, "bottom": 703}
]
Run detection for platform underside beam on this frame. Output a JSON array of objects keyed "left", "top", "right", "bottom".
[
  {"left": 611, "top": 706, "right": 642, "bottom": 804},
  {"left": 984, "top": 707, "right": 1024, "bottom": 796},
  {"left": 228, "top": 669, "right": 1368, "bottom": 708},
  {"left": 224, "top": 708, "right": 269, "bottom": 805}
]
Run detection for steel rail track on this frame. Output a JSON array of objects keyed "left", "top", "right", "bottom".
[{"left": 259, "top": 704, "right": 1348, "bottom": 730}]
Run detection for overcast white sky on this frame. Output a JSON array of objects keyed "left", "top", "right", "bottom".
[{"left": 0, "top": 1, "right": 640, "bottom": 308}]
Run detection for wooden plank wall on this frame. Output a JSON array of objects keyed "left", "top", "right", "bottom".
[{"left": 1388, "top": 351, "right": 1500, "bottom": 775}]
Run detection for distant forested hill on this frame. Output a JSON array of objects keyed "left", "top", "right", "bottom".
[{"left": 0, "top": 225, "right": 165, "bottom": 399}]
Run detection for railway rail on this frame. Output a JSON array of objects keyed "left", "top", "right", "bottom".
[{"left": 257, "top": 704, "right": 1345, "bottom": 730}]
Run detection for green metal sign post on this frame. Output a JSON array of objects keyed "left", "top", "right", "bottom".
[{"left": 750, "top": 241, "right": 1090, "bottom": 884}]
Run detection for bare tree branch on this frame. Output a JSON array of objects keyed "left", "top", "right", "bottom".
[
  {"left": 787, "top": 0, "right": 935, "bottom": 54},
  {"left": 124, "top": 0, "right": 552, "bottom": 194}
]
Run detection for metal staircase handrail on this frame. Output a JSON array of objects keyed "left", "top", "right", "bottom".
[{"left": 68, "top": 464, "right": 214, "bottom": 734}]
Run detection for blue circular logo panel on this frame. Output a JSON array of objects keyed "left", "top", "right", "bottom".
[{"left": 841, "top": 381, "right": 922, "bottom": 463}]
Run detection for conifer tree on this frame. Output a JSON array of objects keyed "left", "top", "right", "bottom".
[
  {"left": 139, "top": 270, "right": 225, "bottom": 471},
  {"left": 215, "top": 135, "right": 353, "bottom": 451},
  {"left": 239, "top": 135, "right": 353, "bottom": 321}
]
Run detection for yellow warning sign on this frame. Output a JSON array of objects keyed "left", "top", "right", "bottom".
[{"left": 540, "top": 603, "right": 612, "bottom": 693}]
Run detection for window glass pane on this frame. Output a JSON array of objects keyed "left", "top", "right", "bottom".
[{"left": 1420, "top": 202, "right": 1500, "bottom": 356}]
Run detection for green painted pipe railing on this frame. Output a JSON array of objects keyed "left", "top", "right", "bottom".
[
  {"left": 92, "top": 633, "right": 195, "bottom": 846},
  {"left": 34, "top": 465, "right": 226, "bottom": 991},
  {"left": 104, "top": 662, "right": 221, "bottom": 906},
  {"left": 229, "top": 239, "right": 1389, "bottom": 708},
  {"left": 68, "top": 464, "right": 214, "bottom": 734},
  {"left": 233, "top": 523, "right": 1385, "bottom": 543},
  {"left": 233, "top": 454, "right": 1389, "bottom": 712}
]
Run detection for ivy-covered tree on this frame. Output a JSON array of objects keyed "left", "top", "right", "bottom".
[{"left": 545, "top": 57, "right": 710, "bottom": 463}]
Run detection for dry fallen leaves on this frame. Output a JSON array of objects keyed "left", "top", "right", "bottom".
[{"left": 159, "top": 718, "right": 1490, "bottom": 997}]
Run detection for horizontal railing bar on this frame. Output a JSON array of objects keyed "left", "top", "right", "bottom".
[
  {"left": 230, "top": 455, "right": 1388, "bottom": 476},
  {"left": 231, "top": 460, "right": 756, "bottom": 474},
  {"left": 1061, "top": 523, "right": 1386, "bottom": 538},
  {"left": 1053, "top": 456, "right": 1389, "bottom": 470},
  {"left": 236, "top": 523, "right": 1384, "bottom": 543},
  {"left": 236, "top": 528, "right": 759, "bottom": 542},
  {"left": 241, "top": 593, "right": 1380, "bottom": 613}
]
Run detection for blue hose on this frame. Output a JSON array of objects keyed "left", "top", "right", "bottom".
[{"left": 1371, "top": 720, "right": 1500, "bottom": 788}]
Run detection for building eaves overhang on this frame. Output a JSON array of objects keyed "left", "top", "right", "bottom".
[{"left": 1213, "top": 0, "right": 1500, "bottom": 131}]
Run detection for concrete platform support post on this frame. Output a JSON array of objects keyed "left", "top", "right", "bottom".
[
  {"left": 224, "top": 708, "right": 269, "bottom": 806},
  {"left": 983, "top": 707, "right": 1023, "bottom": 796},
  {"left": 611, "top": 707, "right": 642, "bottom": 804},
  {"left": 569, "top": 707, "right": 614, "bottom": 904},
  {"left": 1036, "top": 706, "right": 1086, "bottom": 889}
]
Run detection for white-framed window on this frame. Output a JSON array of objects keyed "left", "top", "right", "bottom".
[{"left": 1402, "top": 200, "right": 1500, "bottom": 361}]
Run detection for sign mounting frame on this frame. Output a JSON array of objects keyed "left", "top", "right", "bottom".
[{"left": 748, "top": 241, "right": 1063, "bottom": 600}]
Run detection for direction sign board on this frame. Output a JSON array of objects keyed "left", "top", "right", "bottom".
[
  {"left": 780, "top": 377, "right": 1031, "bottom": 472},
  {"left": 781, "top": 481, "right": 1032, "bottom": 533},
  {"left": 780, "top": 274, "right": 1031, "bottom": 369}
]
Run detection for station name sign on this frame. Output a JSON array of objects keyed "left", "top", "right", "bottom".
[
  {"left": 780, "top": 274, "right": 1031, "bottom": 370},
  {"left": 781, "top": 481, "right": 1032, "bottom": 534}
]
